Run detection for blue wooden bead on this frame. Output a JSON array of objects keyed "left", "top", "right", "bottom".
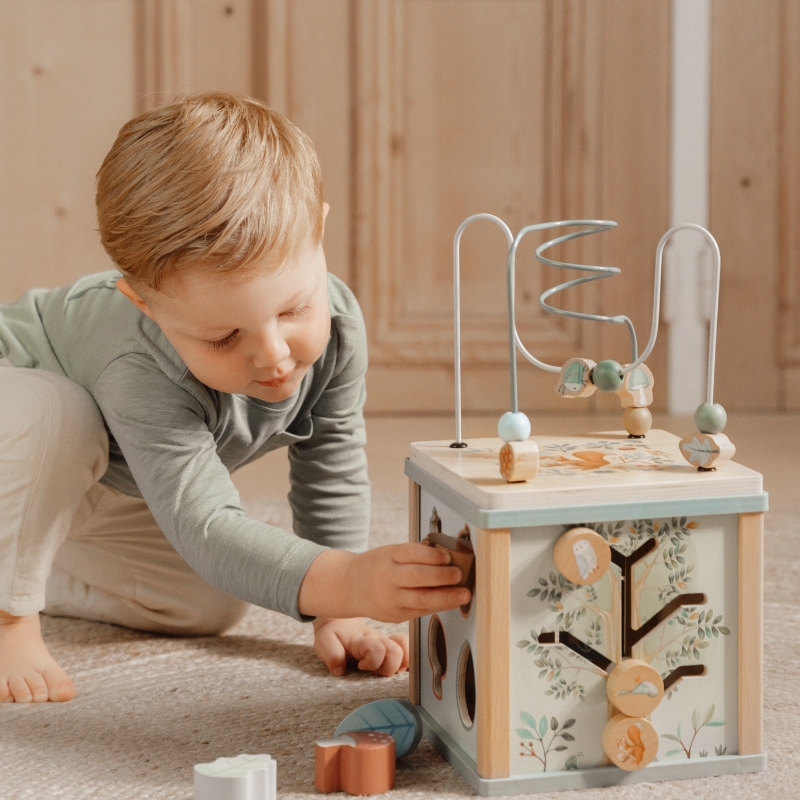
[
  {"left": 591, "top": 360, "right": 624, "bottom": 392},
  {"left": 694, "top": 402, "right": 727, "bottom": 434},
  {"left": 498, "top": 411, "right": 531, "bottom": 442}
]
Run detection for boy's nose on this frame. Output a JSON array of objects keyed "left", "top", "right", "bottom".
[{"left": 251, "top": 327, "right": 291, "bottom": 367}]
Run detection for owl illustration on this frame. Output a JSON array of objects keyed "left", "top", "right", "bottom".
[{"left": 572, "top": 538, "right": 597, "bottom": 580}]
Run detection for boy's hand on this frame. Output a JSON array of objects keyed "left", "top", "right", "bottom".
[
  {"left": 312, "top": 617, "right": 409, "bottom": 677},
  {"left": 298, "top": 542, "right": 470, "bottom": 623}
]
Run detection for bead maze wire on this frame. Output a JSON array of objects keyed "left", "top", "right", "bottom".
[{"left": 451, "top": 217, "right": 722, "bottom": 447}]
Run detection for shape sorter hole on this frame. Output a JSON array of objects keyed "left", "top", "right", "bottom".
[
  {"left": 456, "top": 641, "right": 475, "bottom": 729},
  {"left": 428, "top": 615, "right": 447, "bottom": 700}
]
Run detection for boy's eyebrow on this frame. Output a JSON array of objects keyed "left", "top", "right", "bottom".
[{"left": 178, "top": 279, "right": 320, "bottom": 337}]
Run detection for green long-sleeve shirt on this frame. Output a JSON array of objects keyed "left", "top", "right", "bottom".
[{"left": 0, "top": 270, "right": 369, "bottom": 620}]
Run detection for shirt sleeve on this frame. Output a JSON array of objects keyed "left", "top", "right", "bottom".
[
  {"left": 287, "top": 311, "right": 370, "bottom": 555},
  {"left": 92, "top": 354, "right": 326, "bottom": 621}
]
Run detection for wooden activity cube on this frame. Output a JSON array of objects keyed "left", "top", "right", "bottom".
[{"left": 406, "top": 430, "right": 767, "bottom": 795}]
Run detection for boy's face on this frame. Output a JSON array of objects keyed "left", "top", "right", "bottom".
[{"left": 117, "top": 239, "right": 331, "bottom": 403}]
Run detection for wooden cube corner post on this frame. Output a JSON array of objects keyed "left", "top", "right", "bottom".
[{"left": 407, "top": 430, "right": 766, "bottom": 796}]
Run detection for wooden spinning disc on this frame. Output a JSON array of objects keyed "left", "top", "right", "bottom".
[
  {"left": 606, "top": 658, "right": 664, "bottom": 717},
  {"left": 601, "top": 714, "right": 658, "bottom": 771},
  {"left": 553, "top": 527, "right": 611, "bottom": 585}
]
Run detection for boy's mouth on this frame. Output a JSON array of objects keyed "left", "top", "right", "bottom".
[{"left": 255, "top": 370, "right": 293, "bottom": 388}]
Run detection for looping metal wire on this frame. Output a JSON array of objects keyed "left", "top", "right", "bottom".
[{"left": 451, "top": 217, "right": 721, "bottom": 443}]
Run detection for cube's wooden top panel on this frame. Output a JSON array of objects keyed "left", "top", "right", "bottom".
[{"left": 408, "top": 430, "right": 763, "bottom": 511}]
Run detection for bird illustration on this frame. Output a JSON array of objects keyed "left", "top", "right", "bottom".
[
  {"left": 572, "top": 538, "right": 597, "bottom": 581},
  {"left": 618, "top": 681, "right": 659, "bottom": 698}
]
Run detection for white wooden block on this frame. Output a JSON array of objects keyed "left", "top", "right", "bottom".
[
  {"left": 556, "top": 358, "right": 597, "bottom": 398},
  {"left": 194, "top": 754, "right": 276, "bottom": 800},
  {"left": 615, "top": 364, "right": 654, "bottom": 408},
  {"left": 679, "top": 432, "right": 736, "bottom": 470}
]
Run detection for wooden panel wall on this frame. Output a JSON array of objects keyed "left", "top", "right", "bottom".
[
  {"left": 0, "top": 0, "right": 136, "bottom": 302},
  {"left": 1, "top": 2, "right": 679, "bottom": 414},
  {"left": 711, "top": 0, "right": 800, "bottom": 411},
  {"left": 358, "top": 0, "right": 671, "bottom": 414}
]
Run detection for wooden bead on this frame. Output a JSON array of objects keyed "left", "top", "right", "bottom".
[
  {"left": 497, "top": 411, "right": 531, "bottom": 442},
  {"left": 601, "top": 715, "right": 659, "bottom": 771},
  {"left": 679, "top": 432, "right": 736, "bottom": 470},
  {"left": 623, "top": 406, "right": 652, "bottom": 437},
  {"left": 694, "top": 402, "right": 727, "bottom": 434},
  {"left": 553, "top": 527, "right": 611, "bottom": 585},
  {"left": 606, "top": 659, "right": 664, "bottom": 717},
  {"left": 556, "top": 358, "right": 597, "bottom": 398},
  {"left": 499, "top": 440, "right": 539, "bottom": 483},
  {"left": 615, "top": 363, "right": 654, "bottom": 408},
  {"left": 592, "top": 359, "right": 625, "bottom": 392}
]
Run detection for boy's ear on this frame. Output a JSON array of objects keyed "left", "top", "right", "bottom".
[
  {"left": 116, "top": 278, "right": 155, "bottom": 320},
  {"left": 322, "top": 202, "right": 330, "bottom": 237}
]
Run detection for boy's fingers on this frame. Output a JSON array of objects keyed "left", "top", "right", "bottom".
[
  {"left": 353, "top": 636, "right": 387, "bottom": 673},
  {"left": 372, "top": 638, "right": 406, "bottom": 677},
  {"left": 354, "top": 635, "right": 405, "bottom": 677},
  {"left": 399, "top": 586, "right": 471, "bottom": 616},
  {"left": 313, "top": 629, "right": 348, "bottom": 677},
  {"left": 398, "top": 563, "right": 464, "bottom": 589},
  {"left": 391, "top": 543, "right": 453, "bottom": 566},
  {"left": 388, "top": 634, "right": 409, "bottom": 673}
]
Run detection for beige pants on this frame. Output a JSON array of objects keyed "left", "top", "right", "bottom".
[{"left": 0, "top": 361, "right": 248, "bottom": 635}]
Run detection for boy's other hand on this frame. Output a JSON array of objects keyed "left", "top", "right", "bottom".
[
  {"left": 298, "top": 543, "right": 471, "bottom": 623},
  {"left": 312, "top": 617, "right": 408, "bottom": 677}
]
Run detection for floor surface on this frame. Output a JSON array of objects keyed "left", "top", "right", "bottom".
[{"left": 0, "top": 413, "right": 796, "bottom": 800}]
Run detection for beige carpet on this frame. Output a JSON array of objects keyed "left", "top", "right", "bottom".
[{"left": 1, "top": 493, "right": 797, "bottom": 800}]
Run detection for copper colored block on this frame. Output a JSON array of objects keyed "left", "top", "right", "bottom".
[{"left": 315, "top": 731, "right": 395, "bottom": 795}]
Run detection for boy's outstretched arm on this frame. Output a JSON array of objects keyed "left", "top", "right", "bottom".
[
  {"left": 298, "top": 542, "right": 471, "bottom": 622},
  {"left": 299, "top": 542, "right": 470, "bottom": 677}
]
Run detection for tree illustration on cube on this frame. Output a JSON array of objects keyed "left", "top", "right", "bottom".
[{"left": 517, "top": 517, "right": 730, "bottom": 703}]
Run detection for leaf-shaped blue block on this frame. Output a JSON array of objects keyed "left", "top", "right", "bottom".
[{"left": 334, "top": 699, "right": 423, "bottom": 759}]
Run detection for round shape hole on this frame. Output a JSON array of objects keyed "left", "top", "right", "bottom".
[
  {"left": 427, "top": 615, "right": 447, "bottom": 700},
  {"left": 457, "top": 641, "right": 476, "bottom": 729}
]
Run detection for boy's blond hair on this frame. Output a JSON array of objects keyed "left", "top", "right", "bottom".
[{"left": 96, "top": 91, "right": 323, "bottom": 292}]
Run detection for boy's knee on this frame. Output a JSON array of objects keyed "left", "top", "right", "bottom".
[
  {"left": 174, "top": 593, "right": 250, "bottom": 636},
  {"left": 0, "top": 369, "right": 108, "bottom": 479}
]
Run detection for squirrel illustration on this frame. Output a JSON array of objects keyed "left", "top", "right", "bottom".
[{"left": 616, "top": 724, "right": 645, "bottom": 767}]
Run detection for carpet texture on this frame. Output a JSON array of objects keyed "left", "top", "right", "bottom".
[{"left": 1, "top": 495, "right": 796, "bottom": 800}]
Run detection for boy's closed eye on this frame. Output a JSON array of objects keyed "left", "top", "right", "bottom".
[
  {"left": 206, "top": 330, "right": 240, "bottom": 351},
  {"left": 203, "top": 301, "right": 312, "bottom": 351}
]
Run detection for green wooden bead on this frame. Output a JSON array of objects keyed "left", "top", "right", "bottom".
[
  {"left": 694, "top": 402, "right": 727, "bottom": 434},
  {"left": 591, "top": 360, "right": 624, "bottom": 392}
]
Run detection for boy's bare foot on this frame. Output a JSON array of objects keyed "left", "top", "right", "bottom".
[{"left": 0, "top": 611, "right": 75, "bottom": 702}]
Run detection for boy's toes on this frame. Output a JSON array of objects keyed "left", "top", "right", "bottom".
[
  {"left": 7, "top": 675, "right": 33, "bottom": 703},
  {"left": 0, "top": 678, "right": 12, "bottom": 703},
  {"left": 25, "top": 671, "right": 51, "bottom": 702},
  {"left": 42, "top": 667, "right": 75, "bottom": 702}
]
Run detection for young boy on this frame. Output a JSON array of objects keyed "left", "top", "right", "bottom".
[{"left": 0, "top": 91, "right": 469, "bottom": 703}]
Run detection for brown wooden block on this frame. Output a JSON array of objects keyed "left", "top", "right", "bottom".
[
  {"left": 315, "top": 731, "right": 395, "bottom": 795},
  {"left": 422, "top": 529, "right": 475, "bottom": 591},
  {"left": 679, "top": 432, "right": 736, "bottom": 470},
  {"left": 606, "top": 658, "right": 664, "bottom": 717},
  {"left": 499, "top": 440, "right": 539, "bottom": 483},
  {"left": 601, "top": 714, "right": 659, "bottom": 771},
  {"left": 553, "top": 527, "right": 611, "bottom": 585}
]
